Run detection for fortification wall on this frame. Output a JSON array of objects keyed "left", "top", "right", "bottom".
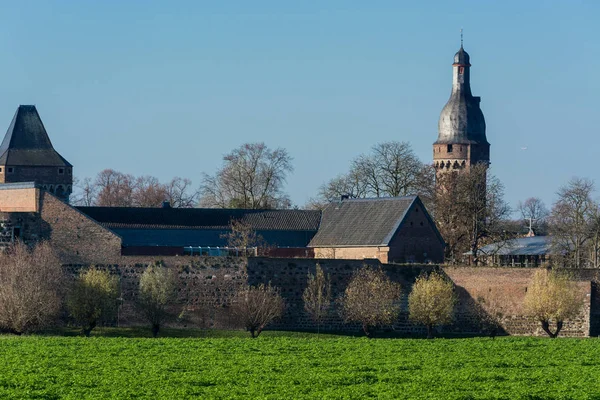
[{"left": 65, "top": 257, "right": 597, "bottom": 337}]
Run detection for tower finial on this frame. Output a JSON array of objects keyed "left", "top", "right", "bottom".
[{"left": 460, "top": 28, "right": 463, "bottom": 48}]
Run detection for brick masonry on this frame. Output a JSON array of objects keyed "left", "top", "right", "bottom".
[{"left": 65, "top": 257, "right": 597, "bottom": 337}]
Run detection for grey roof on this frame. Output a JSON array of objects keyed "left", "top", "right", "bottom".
[
  {"left": 308, "top": 196, "right": 435, "bottom": 247},
  {"left": 77, "top": 207, "right": 321, "bottom": 231},
  {"left": 436, "top": 47, "right": 488, "bottom": 145},
  {"left": 474, "top": 236, "right": 555, "bottom": 256},
  {"left": 453, "top": 46, "right": 470, "bottom": 65},
  {"left": 0, "top": 105, "right": 72, "bottom": 167}
]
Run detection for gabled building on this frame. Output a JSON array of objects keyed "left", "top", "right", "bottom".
[
  {"left": 0, "top": 106, "right": 72, "bottom": 202},
  {"left": 308, "top": 196, "right": 444, "bottom": 263}
]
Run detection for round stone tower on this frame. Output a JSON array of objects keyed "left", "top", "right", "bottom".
[{"left": 433, "top": 46, "right": 490, "bottom": 176}]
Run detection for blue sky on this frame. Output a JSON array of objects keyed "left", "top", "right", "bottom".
[{"left": 0, "top": 1, "right": 597, "bottom": 211}]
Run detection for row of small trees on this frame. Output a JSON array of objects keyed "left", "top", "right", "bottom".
[
  {"left": 0, "top": 243, "right": 586, "bottom": 338},
  {"left": 302, "top": 265, "right": 585, "bottom": 338},
  {"left": 302, "top": 265, "right": 455, "bottom": 338},
  {"left": 0, "top": 243, "right": 180, "bottom": 337}
]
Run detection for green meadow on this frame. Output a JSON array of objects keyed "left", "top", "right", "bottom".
[{"left": 1, "top": 330, "right": 599, "bottom": 399}]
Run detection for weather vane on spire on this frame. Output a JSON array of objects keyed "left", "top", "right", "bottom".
[{"left": 460, "top": 28, "right": 464, "bottom": 48}]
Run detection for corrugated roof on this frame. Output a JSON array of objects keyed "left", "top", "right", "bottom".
[
  {"left": 77, "top": 207, "right": 322, "bottom": 231},
  {"left": 308, "top": 196, "right": 418, "bottom": 247},
  {"left": 0, "top": 105, "right": 72, "bottom": 167},
  {"left": 474, "top": 236, "right": 555, "bottom": 256}
]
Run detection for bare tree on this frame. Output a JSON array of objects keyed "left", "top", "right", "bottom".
[
  {"left": 232, "top": 283, "right": 285, "bottom": 338},
  {"left": 302, "top": 263, "right": 331, "bottom": 333},
  {"left": 201, "top": 143, "right": 293, "bottom": 209},
  {"left": 549, "top": 178, "right": 596, "bottom": 268},
  {"left": 165, "top": 177, "right": 199, "bottom": 208},
  {"left": 221, "top": 219, "right": 265, "bottom": 255},
  {"left": 338, "top": 266, "right": 401, "bottom": 337},
  {"left": 95, "top": 169, "right": 136, "bottom": 207},
  {"left": 518, "top": 197, "right": 549, "bottom": 233},
  {"left": 67, "top": 268, "right": 119, "bottom": 337},
  {"left": 313, "top": 141, "right": 431, "bottom": 207},
  {"left": 132, "top": 175, "right": 168, "bottom": 207},
  {"left": 0, "top": 242, "right": 64, "bottom": 334},
  {"left": 71, "top": 177, "right": 98, "bottom": 206},
  {"left": 137, "top": 262, "right": 178, "bottom": 337},
  {"left": 523, "top": 269, "right": 584, "bottom": 338},
  {"left": 408, "top": 271, "right": 456, "bottom": 339},
  {"left": 74, "top": 170, "right": 199, "bottom": 208},
  {"left": 434, "top": 164, "right": 511, "bottom": 264}
]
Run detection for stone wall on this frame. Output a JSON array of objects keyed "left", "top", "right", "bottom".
[{"left": 66, "top": 256, "right": 596, "bottom": 337}]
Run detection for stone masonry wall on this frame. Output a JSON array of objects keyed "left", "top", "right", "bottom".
[{"left": 66, "top": 257, "right": 595, "bottom": 337}]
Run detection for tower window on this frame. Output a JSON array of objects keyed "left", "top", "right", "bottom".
[
  {"left": 459, "top": 66, "right": 464, "bottom": 74},
  {"left": 58, "top": 168, "right": 64, "bottom": 175},
  {"left": 447, "top": 144, "right": 453, "bottom": 153}
]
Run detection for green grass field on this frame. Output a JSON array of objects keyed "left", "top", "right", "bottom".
[{"left": 1, "top": 330, "right": 599, "bottom": 399}]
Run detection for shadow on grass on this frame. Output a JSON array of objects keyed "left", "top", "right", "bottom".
[{"left": 27, "top": 326, "right": 509, "bottom": 340}]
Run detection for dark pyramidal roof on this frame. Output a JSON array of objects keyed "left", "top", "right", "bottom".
[
  {"left": 0, "top": 105, "right": 72, "bottom": 166},
  {"left": 308, "top": 196, "right": 434, "bottom": 247}
]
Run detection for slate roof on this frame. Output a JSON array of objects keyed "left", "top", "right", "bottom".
[
  {"left": 0, "top": 105, "right": 72, "bottom": 166},
  {"left": 308, "top": 196, "right": 431, "bottom": 247},
  {"left": 473, "top": 236, "right": 555, "bottom": 256},
  {"left": 76, "top": 207, "right": 321, "bottom": 231}
]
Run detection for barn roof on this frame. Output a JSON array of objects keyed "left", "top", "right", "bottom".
[
  {"left": 472, "top": 236, "right": 555, "bottom": 256},
  {"left": 308, "top": 196, "right": 440, "bottom": 247},
  {"left": 76, "top": 207, "right": 321, "bottom": 231}
]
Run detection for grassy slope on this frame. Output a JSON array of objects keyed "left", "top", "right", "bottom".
[{"left": 1, "top": 332, "right": 599, "bottom": 399}]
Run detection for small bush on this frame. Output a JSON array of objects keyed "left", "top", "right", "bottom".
[
  {"left": 137, "top": 263, "right": 177, "bottom": 337},
  {"left": 408, "top": 271, "right": 456, "bottom": 338},
  {"left": 302, "top": 263, "right": 331, "bottom": 333},
  {"left": 0, "top": 242, "right": 64, "bottom": 334},
  {"left": 523, "top": 269, "right": 583, "bottom": 338},
  {"left": 339, "top": 266, "right": 401, "bottom": 337},
  {"left": 67, "top": 268, "right": 119, "bottom": 337},
  {"left": 233, "top": 283, "right": 285, "bottom": 338}
]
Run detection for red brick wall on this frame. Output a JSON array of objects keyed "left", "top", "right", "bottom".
[
  {"left": 388, "top": 204, "right": 445, "bottom": 263},
  {"left": 38, "top": 191, "right": 122, "bottom": 264}
]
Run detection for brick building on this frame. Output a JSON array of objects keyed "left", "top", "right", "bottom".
[{"left": 308, "top": 196, "right": 445, "bottom": 263}]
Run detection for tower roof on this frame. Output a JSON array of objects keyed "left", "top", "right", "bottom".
[
  {"left": 436, "top": 47, "right": 488, "bottom": 145},
  {"left": 0, "top": 105, "right": 72, "bottom": 166},
  {"left": 453, "top": 46, "right": 470, "bottom": 65}
]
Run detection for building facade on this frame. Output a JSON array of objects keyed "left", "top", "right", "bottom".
[{"left": 433, "top": 46, "right": 490, "bottom": 178}]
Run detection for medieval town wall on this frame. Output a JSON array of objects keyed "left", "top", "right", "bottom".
[{"left": 64, "top": 257, "right": 596, "bottom": 337}]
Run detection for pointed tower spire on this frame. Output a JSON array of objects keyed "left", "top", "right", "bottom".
[{"left": 0, "top": 105, "right": 73, "bottom": 202}]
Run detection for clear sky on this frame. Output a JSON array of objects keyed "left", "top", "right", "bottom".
[{"left": 0, "top": 1, "right": 597, "bottom": 211}]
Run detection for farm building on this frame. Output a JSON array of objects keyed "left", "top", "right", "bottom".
[{"left": 308, "top": 196, "right": 445, "bottom": 263}]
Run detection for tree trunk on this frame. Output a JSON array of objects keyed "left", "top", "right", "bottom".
[
  {"left": 426, "top": 324, "right": 433, "bottom": 339},
  {"left": 540, "top": 319, "right": 561, "bottom": 338},
  {"left": 363, "top": 324, "right": 372, "bottom": 338},
  {"left": 151, "top": 323, "right": 160, "bottom": 338},
  {"left": 250, "top": 328, "right": 256, "bottom": 338},
  {"left": 83, "top": 321, "right": 96, "bottom": 337}
]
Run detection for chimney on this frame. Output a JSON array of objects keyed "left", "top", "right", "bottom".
[
  {"left": 340, "top": 194, "right": 349, "bottom": 201},
  {"left": 161, "top": 200, "right": 171, "bottom": 209}
]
